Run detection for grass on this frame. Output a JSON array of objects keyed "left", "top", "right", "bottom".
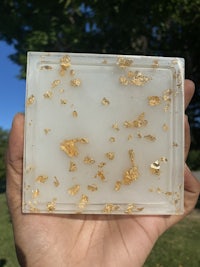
[
  {"left": 0, "top": 194, "right": 19, "bottom": 267},
  {"left": 0, "top": 193, "right": 200, "bottom": 267}
]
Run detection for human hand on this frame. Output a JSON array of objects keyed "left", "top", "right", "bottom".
[{"left": 6, "top": 80, "right": 200, "bottom": 267}]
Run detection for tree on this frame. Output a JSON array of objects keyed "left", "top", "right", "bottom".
[
  {"left": 0, "top": 0, "right": 200, "bottom": 153},
  {"left": 0, "top": 127, "right": 8, "bottom": 193}
]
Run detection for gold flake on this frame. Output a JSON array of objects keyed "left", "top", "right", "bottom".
[
  {"left": 160, "top": 157, "right": 168, "bottom": 162},
  {"left": 127, "top": 134, "right": 133, "bottom": 140},
  {"left": 124, "top": 112, "right": 147, "bottom": 128},
  {"left": 105, "top": 152, "right": 115, "bottom": 160},
  {"left": 173, "top": 142, "right": 178, "bottom": 147},
  {"left": 87, "top": 184, "right": 98, "bottom": 192},
  {"left": 43, "top": 91, "right": 53, "bottom": 99},
  {"left": 122, "top": 166, "right": 139, "bottom": 185},
  {"left": 60, "top": 138, "right": 89, "bottom": 158},
  {"left": 120, "top": 71, "right": 150, "bottom": 86},
  {"left": 60, "top": 55, "right": 71, "bottom": 75},
  {"left": 72, "top": 110, "right": 78, "bottom": 117},
  {"left": 162, "top": 124, "right": 168, "bottom": 131},
  {"left": 112, "top": 123, "right": 120, "bottom": 131},
  {"left": 144, "top": 135, "right": 156, "bottom": 141},
  {"left": 137, "top": 132, "right": 142, "bottom": 138},
  {"left": 114, "top": 180, "right": 122, "bottom": 191},
  {"left": 101, "top": 97, "right": 110, "bottom": 106},
  {"left": 40, "top": 65, "right": 53, "bottom": 70},
  {"left": 26, "top": 95, "right": 35, "bottom": 106},
  {"left": 59, "top": 88, "right": 65, "bottom": 93},
  {"left": 36, "top": 175, "right": 48, "bottom": 183},
  {"left": 44, "top": 128, "right": 51, "bottom": 135},
  {"left": 124, "top": 204, "right": 144, "bottom": 214},
  {"left": 70, "top": 69, "right": 75, "bottom": 76},
  {"left": 53, "top": 176, "right": 60, "bottom": 187},
  {"left": 32, "top": 189, "right": 40, "bottom": 198},
  {"left": 102, "top": 59, "right": 108, "bottom": 64},
  {"left": 52, "top": 79, "right": 61, "bottom": 88},
  {"left": 68, "top": 184, "right": 80, "bottom": 196},
  {"left": 60, "top": 99, "right": 67, "bottom": 104},
  {"left": 103, "top": 203, "right": 120, "bottom": 213},
  {"left": 152, "top": 60, "right": 159, "bottom": 68},
  {"left": 47, "top": 199, "right": 56, "bottom": 212},
  {"left": 69, "top": 161, "right": 77, "bottom": 172},
  {"left": 128, "top": 149, "right": 135, "bottom": 164},
  {"left": 148, "top": 96, "right": 161, "bottom": 106},
  {"left": 83, "top": 156, "right": 95, "bottom": 164},
  {"left": 95, "top": 170, "right": 106, "bottom": 181},
  {"left": 98, "top": 162, "right": 106, "bottom": 168},
  {"left": 109, "top": 137, "right": 116, "bottom": 142},
  {"left": 117, "top": 57, "right": 133, "bottom": 68},
  {"left": 70, "top": 78, "right": 81, "bottom": 87},
  {"left": 78, "top": 194, "right": 88, "bottom": 210},
  {"left": 119, "top": 76, "right": 129, "bottom": 85},
  {"left": 150, "top": 160, "right": 160, "bottom": 175}
]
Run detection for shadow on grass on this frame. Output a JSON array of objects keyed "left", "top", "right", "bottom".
[{"left": 0, "top": 259, "right": 7, "bottom": 267}]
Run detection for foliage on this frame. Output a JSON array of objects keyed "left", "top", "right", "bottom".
[
  {"left": 0, "top": 128, "right": 8, "bottom": 193},
  {"left": 187, "top": 150, "right": 200, "bottom": 170}
]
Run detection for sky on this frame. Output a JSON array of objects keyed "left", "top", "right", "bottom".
[{"left": 0, "top": 41, "right": 26, "bottom": 130}]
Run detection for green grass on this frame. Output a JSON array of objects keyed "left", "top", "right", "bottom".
[
  {"left": 0, "top": 193, "right": 200, "bottom": 267},
  {"left": 0, "top": 194, "right": 19, "bottom": 267}
]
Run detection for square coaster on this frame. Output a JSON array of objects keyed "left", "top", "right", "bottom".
[{"left": 23, "top": 52, "right": 184, "bottom": 214}]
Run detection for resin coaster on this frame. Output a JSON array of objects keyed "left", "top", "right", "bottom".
[{"left": 23, "top": 52, "right": 185, "bottom": 214}]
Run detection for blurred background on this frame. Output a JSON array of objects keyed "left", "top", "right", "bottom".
[{"left": 0, "top": 1, "right": 199, "bottom": 266}]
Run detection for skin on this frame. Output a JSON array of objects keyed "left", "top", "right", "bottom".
[{"left": 6, "top": 80, "right": 200, "bottom": 267}]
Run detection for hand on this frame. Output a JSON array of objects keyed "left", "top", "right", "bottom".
[{"left": 6, "top": 80, "right": 200, "bottom": 267}]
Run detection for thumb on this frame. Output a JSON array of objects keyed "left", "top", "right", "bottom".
[{"left": 6, "top": 113, "right": 24, "bottom": 213}]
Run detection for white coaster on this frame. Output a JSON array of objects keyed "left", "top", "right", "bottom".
[{"left": 23, "top": 52, "right": 184, "bottom": 214}]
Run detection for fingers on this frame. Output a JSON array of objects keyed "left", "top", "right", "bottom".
[
  {"left": 184, "top": 116, "right": 191, "bottom": 160},
  {"left": 6, "top": 113, "right": 25, "bottom": 212},
  {"left": 184, "top": 79, "right": 195, "bottom": 110}
]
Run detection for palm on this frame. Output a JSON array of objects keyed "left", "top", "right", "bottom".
[{"left": 14, "top": 212, "right": 168, "bottom": 267}]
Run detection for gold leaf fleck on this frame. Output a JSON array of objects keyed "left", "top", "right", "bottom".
[
  {"left": 109, "top": 137, "right": 116, "bottom": 142},
  {"left": 83, "top": 156, "right": 95, "bottom": 164},
  {"left": 117, "top": 57, "right": 133, "bottom": 68},
  {"left": 43, "top": 91, "right": 53, "bottom": 99},
  {"left": 148, "top": 96, "right": 161, "bottom": 106},
  {"left": 114, "top": 180, "right": 122, "bottom": 191},
  {"left": 103, "top": 203, "right": 120, "bottom": 213},
  {"left": 105, "top": 152, "right": 115, "bottom": 160},
  {"left": 144, "top": 135, "right": 156, "bottom": 141},
  {"left": 68, "top": 184, "right": 80, "bottom": 196},
  {"left": 44, "top": 128, "right": 51, "bottom": 135},
  {"left": 40, "top": 65, "right": 53, "bottom": 70},
  {"left": 26, "top": 95, "right": 35, "bottom": 106},
  {"left": 70, "top": 78, "right": 81, "bottom": 87},
  {"left": 52, "top": 79, "right": 61, "bottom": 88},
  {"left": 78, "top": 194, "right": 88, "bottom": 210},
  {"left": 112, "top": 123, "right": 120, "bottom": 131},
  {"left": 36, "top": 175, "right": 48, "bottom": 183},
  {"left": 72, "top": 110, "right": 78, "bottom": 117},
  {"left": 47, "top": 199, "right": 56, "bottom": 212},
  {"left": 69, "top": 161, "right": 77, "bottom": 172},
  {"left": 32, "top": 189, "right": 40, "bottom": 198},
  {"left": 95, "top": 170, "right": 106, "bottom": 181},
  {"left": 60, "top": 138, "right": 89, "bottom": 158},
  {"left": 60, "top": 99, "right": 67, "bottom": 104},
  {"left": 122, "top": 166, "right": 139, "bottom": 185},
  {"left": 87, "top": 184, "right": 98, "bottom": 192},
  {"left": 150, "top": 160, "right": 160, "bottom": 175},
  {"left": 53, "top": 176, "right": 60, "bottom": 187},
  {"left": 101, "top": 97, "right": 110, "bottom": 106}
]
